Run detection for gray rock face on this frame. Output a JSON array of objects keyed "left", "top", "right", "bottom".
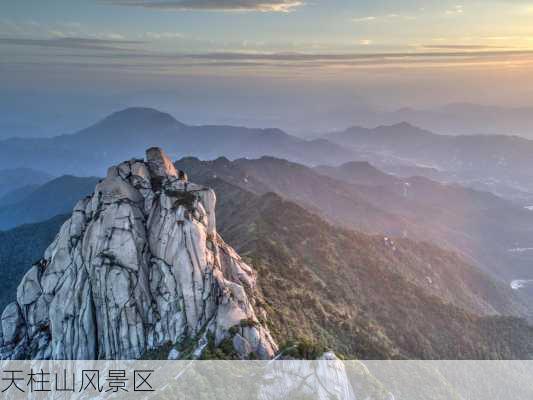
[
  {"left": 0, "top": 147, "right": 277, "bottom": 360},
  {"left": 259, "top": 352, "right": 357, "bottom": 400}
]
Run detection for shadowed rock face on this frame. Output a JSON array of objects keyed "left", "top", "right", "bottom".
[{"left": 0, "top": 147, "right": 277, "bottom": 360}]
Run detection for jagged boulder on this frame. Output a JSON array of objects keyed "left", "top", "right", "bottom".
[{"left": 0, "top": 147, "right": 277, "bottom": 360}]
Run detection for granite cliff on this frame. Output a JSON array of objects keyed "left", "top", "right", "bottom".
[{"left": 0, "top": 148, "right": 276, "bottom": 360}]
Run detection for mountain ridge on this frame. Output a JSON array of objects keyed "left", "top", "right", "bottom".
[
  {"left": 0, "top": 175, "right": 100, "bottom": 230},
  {"left": 174, "top": 155, "right": 533, "bottom": 287},
  {"left": 0, "top": 107, "right": 355, "bottom": 176},
  {"left": 0, "top": 168, "right": 53, "bottom": 198},
  {"left": 323, "top": 121, "right": 533, "bottom": 204},
  {"left": 208, "top": 178, "right": 533, "bottom": 359},
  {"left": 329, "top": 121, "right": 532, "bottom": 144}
]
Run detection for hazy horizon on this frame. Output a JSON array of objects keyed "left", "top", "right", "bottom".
[{"left": 2, "top": 0, "right": 533, "bottom": 137}]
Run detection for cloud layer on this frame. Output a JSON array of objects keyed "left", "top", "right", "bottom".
[
  {"left": 100, "top": 0, "right": 303, "bottom": 12},
  {"left": 0, "top": 37, "right": 141, "bottom": 51},
  {"left": 3, "top": 34, "right": 533, "bottom": 75}
]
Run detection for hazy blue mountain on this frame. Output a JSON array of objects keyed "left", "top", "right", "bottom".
[
  {"left": 305, "top": 103, "right": 533, "bottom": 138},
  {"left": 0, "top": 175, "right": 99, "bottom": 230},
  {"left": 0, "top": 107, "right": 355, "bottom": 176},
  {"left": 0, "top": 168, "right": 53, "bottom": 197},
  {"left": 0, "top": 184, "right": 40, "bottom": 207},
  {"left": 324, "top": 122, "right": 533, "bottom": 204},
  {"left": 385, "top": 103, "right": 533, "bottom": 137}
]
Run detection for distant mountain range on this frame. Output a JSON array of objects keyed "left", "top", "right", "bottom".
[
  {"left": 324, "top": 122, "right": 533, "bottom": 204},
  {"left": 5, "top": 102, "right": 533, "bottom": 140},
  {"left": 0, "top": 107, "right": 354, "bottom": 176},
  {"left": 3, "top": 107, "right": 533, "bottom": 206},
  {"left": 314, "top": 103, "right": 533, "bottom": 138}
]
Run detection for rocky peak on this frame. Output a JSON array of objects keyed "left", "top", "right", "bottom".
[
  {"left": 146, "top": 147, "right": 179, "bottom": 179},
  {"left": 0, "top": 148, "right": 277, "bottom": 360}
]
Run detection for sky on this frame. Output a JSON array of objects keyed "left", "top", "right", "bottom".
[{"left": 1, "top": 0, "right": 533, "bottom": 135}]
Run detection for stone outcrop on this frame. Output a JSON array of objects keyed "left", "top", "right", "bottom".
[
  {"left": 259, "top": 353, "right": 357, "bottom": 400},
  {"left": 0, "top": 148, "right": 277, "bottom": 360}
]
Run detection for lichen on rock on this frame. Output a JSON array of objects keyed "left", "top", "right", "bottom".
[{"left": 0, "top": 147, "right": 277, "bottom": 360}]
